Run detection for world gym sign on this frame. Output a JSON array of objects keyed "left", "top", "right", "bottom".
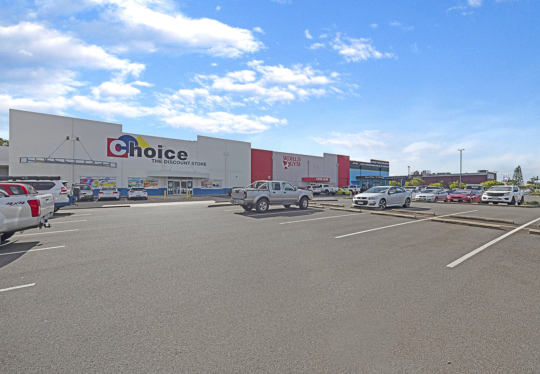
[{"left": 107, "top": 135, "right": 206, "bottom": 166}]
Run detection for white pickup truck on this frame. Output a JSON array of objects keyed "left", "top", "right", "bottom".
[
  {"left": 317, "top": 184, "right": 339, "bottom": 195},
  {"left": 230, "top": 181, "right": 313, "bottom": 212},
  {"left": 0, "top": 190, "right": 54, "bottom": 242}
]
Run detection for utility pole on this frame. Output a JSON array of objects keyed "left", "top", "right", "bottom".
[{"left": 458, "top": 149, "right": 465, "bottom": 188}]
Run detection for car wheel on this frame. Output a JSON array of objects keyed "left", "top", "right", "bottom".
[
  {"left": 0, "top": 232, "right": 15, "bottom": 243},
  {"left": 379, "top": 199, "right": 387, "bottom": 210},
  {"left": 403, "top": 198, "right": 411, "bottom": 208},
  {"left": 145, "top": 197, "right": 148, "bottom": 200},
  {"left": 434, "top": 197, "right": 438, "bottom": 203},
  {"left": 493, "top": 202, "right": 498, "bottom": 205},
  {"left": 242, "top": 204, "right": 253, "bottom": 211},
  {"left": 283, "top": 205, "right": 291, "bottom": 209},
  {"left": 325, "top": 190, "right": 329, "bottom": 196},
  {"left": 256, "top": 198, "right": 269, "bottom": 213},
  {"left": 519, "top": 196, "right": 524, "bottom": 205},
  {"left": 299, "top": 196, "right": 309, "bottom": 210},
  {"left": 54, "top": 207, "right": 60, "bottom": 212},
  {"left": 509, "top": 197, "right": 515, "bottom": 205}
]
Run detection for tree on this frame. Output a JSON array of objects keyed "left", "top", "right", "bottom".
[
  {"left": 481, "top": 180, "right": 504, "bottom": 189},
  {"left": 527, "top": 176, "right": 539, "bottom": 189},
  {"left": 429, "top": 181, "right": 446, "bottom": 188},
  {"left": 405, "top": 178, "right": 424, "bottom": 186},
  {"left": 0, "top": 138, "right": 9, "bottom": 146},
  {"left": 448, "top": 180, "right": 461, "bottom": 189},
  {"left": 512, "top": 166, "right": 524, "bottom": 186},
  {"left": 388, "top": 180, "right": 399, "bottom": 186}
]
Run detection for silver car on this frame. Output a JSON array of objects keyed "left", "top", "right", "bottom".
[
  {"left": 413, "top": 188, "right": 448, "bottom": 203},
  {"left": 353, "top": 186, "right": 411, "bottom": 210}
]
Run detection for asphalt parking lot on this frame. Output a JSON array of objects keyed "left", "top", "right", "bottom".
[{"left": 1, "top": 198, "right": 539, "bottom": 373}]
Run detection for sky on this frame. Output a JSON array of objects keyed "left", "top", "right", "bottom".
[{"left": 1, "top": 0, "right": 539, "bottom": 181}]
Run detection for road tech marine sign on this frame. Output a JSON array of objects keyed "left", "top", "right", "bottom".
[{"left": 107, "top": 135, "right": 206, "bottom": 166}]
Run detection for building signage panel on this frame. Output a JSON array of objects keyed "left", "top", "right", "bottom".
[
  {"left": 282, "top": 155, "right": 301, "bottom": 169},
  {"left": 302, "top": 177, "right": 330, "bottom": 182},
  {"left": 107, "top": 135, "right": 206, "bottom": 166}
]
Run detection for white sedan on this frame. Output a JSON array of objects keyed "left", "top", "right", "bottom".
[
  {"left": 128, "top": 187, "right": 148, "bottom": 200},
  {"left": 98, "top": 187, "right": 120, "bottom": 200},
  {"left": 353, "top": 186, "right": 411, "bottom": 210},
  {"left": 413, "top": 188, "right": 448, "bottom": 203}
]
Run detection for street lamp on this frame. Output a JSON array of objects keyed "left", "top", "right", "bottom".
[
  {"left": 408, "top": 166, "right": 410, "bottom": 176},
  {"left": 458, "top": 149, "right": 465, "bottom": 188}
]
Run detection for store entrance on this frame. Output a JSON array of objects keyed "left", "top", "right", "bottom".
[{"left": 167, "top": 179, "right": 193, "bottom": 195}]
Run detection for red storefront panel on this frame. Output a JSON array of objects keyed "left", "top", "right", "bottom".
[
  {"left": 302, "top": 177, "right": 330, "bottom": 182},
  {"left": 337, "top": 155, "right": 350, "bottom": 187},
  {"left": 251, "top": 149, "right": 273, "bottom": 183}
]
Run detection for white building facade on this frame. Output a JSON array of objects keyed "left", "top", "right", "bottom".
[{"left": 9, "top": 110, "right": 251, "bottom": 195}]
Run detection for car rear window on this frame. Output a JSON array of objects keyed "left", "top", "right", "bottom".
[
  {"left": 8, "top": 185, "right": 26, "bottom": 195},
  {"left": 131, "top": 188, "right": 144, "bottom": 191},
  {"left": 24, "top": 182, "right": 56, "bottom": 190},
  {"left": 102, "top": 187, "right": 116, "bottom": 191}
]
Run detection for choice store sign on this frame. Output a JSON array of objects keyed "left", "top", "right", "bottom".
[{"left": 107, "top": 135, "right": 206, "bottom": 166}]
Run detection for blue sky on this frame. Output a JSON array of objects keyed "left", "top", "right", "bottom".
[{"left": 1, "top": 0, "right": 539, "bottom": 180}]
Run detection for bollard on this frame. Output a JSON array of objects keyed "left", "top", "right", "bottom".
[
  {"left": 186, "top": 189, "right": 189, "bottom": 199},
  {"left": 164, "top": 190, "right": 166, "bottom": 200}
]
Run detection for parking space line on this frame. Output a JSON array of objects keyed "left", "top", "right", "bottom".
[
  {"left": 52, "top": 220, "right": 88, "bottom": 224},
  {"left": 0, "top": 283, "right": 36, "bottom": 293},
  {"left": 280, "top": 213, "right": 367, "bottom": 224},
  {"left": 447, "top": 216, "right": 540, "bottom": 268},
  {"left": 0, "top": 245, "right": 66, "bottom": 256},
  {"left": 242, "top": 208, "right": 324, "bottom": 217},
  {"left": 335, "top": 210, "right": 478, "bottom": 239},
  {"left": 14, "top": 229, "right": 79, "bottom": 237}
]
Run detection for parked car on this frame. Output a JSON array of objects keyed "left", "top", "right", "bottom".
[
  {"left": 352, "top": 186, "right": 411, "bottom": 210},
  {"left": 465, "top": 184, "right": 485, "bottom": 192},
  {"left": 481, "top": 185, "right": 523, "bottom": 205},
  {"left": 0, "top": 183, "right": 39, "bottom": 196},
  {"left": 0, "top": 189, "right": 54, "bottom": 242},
  {"left": 230, "top": 181, "right": 312, "bottom": 212},
  {"left": 128, "top": 187, "right": 148, "bottom": 200},
  {"left": 306, "top": 185, "right": 321, "bottom": 195},
  {"left": 336, "top": 188, "right": 352, "bottom": 195},
  {"left": 98, "top": 187, "right": 120, "bottom": 200},
  {"left": 446, "top": 189, "right": 482, "bottom": 203},
  {"left": 341, "top": 185, "right": 362, "bottom": 195},
  {"left": 317, "top": 184, "right": 339, "bottom": 196},
  {"left": 403, "top": 186, "right": 422, "bottom": 194},
  {"left": 72, "top": 184, "right": 94, "bottom": 201},
  {"left": 413, "top": 188, "right": 448, "bottom": 203},
  {"left": 11, "top": 179, "right": 70, "bottom": 212}
]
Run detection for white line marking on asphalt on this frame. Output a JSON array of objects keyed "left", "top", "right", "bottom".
[
  {"left": 447, "top": 216, "right": 540, "bottom": 268},
  {"left": 243, "top": 209, "right": 323, "bottom": 217},
  {"left": 280, "top": 213, "right": 366, "bottom": 224},
  {"left": 69, "top": 214, "right": 92, "bottom": 216},
  {"left": 52, "top": 220, "right": 87, "bottom": 224},
  {"left": 0, "top": 283, "right": 36, "bottom": 293},
  {"left": 335, "top": 210, "right": 478, "bottom": 239},
  {"left": 0, "top": 246, "right": 66, "bottom": 256},
  {"left": 14, "top": 229, "right": 79, "bottom": 237}
]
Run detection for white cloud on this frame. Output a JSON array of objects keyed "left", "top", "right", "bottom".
[
  {"left": 91, "top": 80, "right": 152, "bottom": 98},
  {"left": 370, "top": 23, "right": 378, "bottom": 28},
  {"left": 216, "top": 5, "right": 220, "bottom": 11},
  {"left": 0, "top": 22, "right": 144, "bottom": 76},
  {"left": 447, "top": 5, "right": 467, "bottom": 12},
  {"left": 305, "top": 29, "right": 313, "bottom": 39},
  {"left": 0, "top": 94, "right": 68, "bottom": 115},
  {"left": 70, "top": 95, "right": 151, "bottom": 118},
  {"left": 468, "top": 0, "right": 483, "bottom": 7},
  {"left": 390, "top": 21, "right": 414, "bottom": 32},
  {"left": 312, "top": 131, "right": 385, "bottom": 149},
  {"left": 390, "top": 21, "right": 402, "bottom": 27},
  {"left": 331, "top": 35, "right": 394, "bottom": 62},
  {"left": 253, "top": 27, "right": 265, "bottom": 34},
  {"left": 91, "top": 0, "right": 263, "bottom": 57},
  {"left": 309, "top": 43, "right": 325, "bottom": 50},
  {"left": 163, "top": 112, "right": 272, "bottom": 133}
]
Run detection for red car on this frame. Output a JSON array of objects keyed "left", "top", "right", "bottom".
[
  {"left": 0, "top": 183, "right": 39, "bottom": 196},
  {"left": 446, "top": 189, "right": 482, "bottom": 203}
]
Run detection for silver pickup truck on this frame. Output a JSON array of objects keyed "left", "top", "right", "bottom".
[{"left": 230, "top": 181, "right": 313, "bottom": 213}]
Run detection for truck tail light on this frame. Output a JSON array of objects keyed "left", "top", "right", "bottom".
[
  {"left": 27, "top": 199, "right": 41, "bottom": 217},
  {"left": 99, "top": 191, "right": 103, "bottom": 194},
  {"left": 60, "top": 187, "right": 68, "bottom": 195},
  {"left": 113, "top": 191, "right": 118, "bottom": 194},
  {"left": 243, "top": 191, "right": 247, "bottom": 199},
  {"left": 142, "top": 190, "right": 146, "bottom": 193}
]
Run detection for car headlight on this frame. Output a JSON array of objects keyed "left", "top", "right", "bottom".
[{"left": 503, "top": 193, "right": 510, "bottom": 196}]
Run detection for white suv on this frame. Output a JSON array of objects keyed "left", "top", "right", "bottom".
[
  {"left": 13, "top": 179, "right": 70, "bottom": 212},
  {"left": 482, "top": 185, "right": 524, "bottom": 205}
]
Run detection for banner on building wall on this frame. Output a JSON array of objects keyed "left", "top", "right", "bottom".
[
  {"left": 80, "top": 177, "right": 116, "bottom": 188},
  {"left": 128, "top": 178, "right": 158, "bottom": 188},
  {"left": 201, "top": 180, "right": 222, "bottom": 188}
]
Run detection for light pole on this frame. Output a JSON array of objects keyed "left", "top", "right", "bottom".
[
  {"left": 408, "top": 166, "right": 410, "bottom": 176},
  {"left": 458, "top": 149, "right": 465, "bottom": 188}
]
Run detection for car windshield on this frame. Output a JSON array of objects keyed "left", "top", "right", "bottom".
[
  {"left": 365, "top": 187, "right": 389, "bottom": 193},
  {"left": 131, "top": 188, "right": 144, "bottom": 191},
  {"left": 101, "top": 187, "right": 116, "bottom": 191},
  {"left": 489, "top": 186, "right": 512, "bottom": 191}
]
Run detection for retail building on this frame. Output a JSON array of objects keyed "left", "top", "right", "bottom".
[{"left": 350, "top": 159, "right": 390, "bottom": 188}]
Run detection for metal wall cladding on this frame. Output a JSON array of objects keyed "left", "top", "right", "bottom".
[{"left": 272, "top": 151, "right": 339, "bottom": 186}]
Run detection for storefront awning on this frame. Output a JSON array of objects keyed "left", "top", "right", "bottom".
[{"left": 147, "top": 170, "right": 210, "bottom": 179}]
